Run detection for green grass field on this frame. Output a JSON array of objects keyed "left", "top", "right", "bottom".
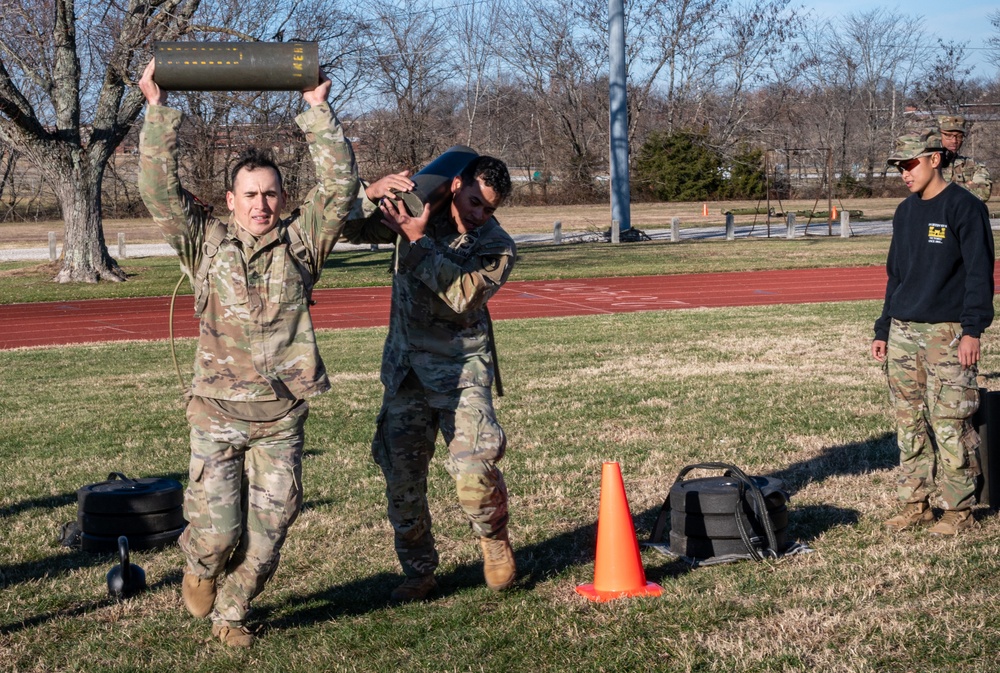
[
  {"left": 3, "top": 300, "right": 1000, "bottom": 671},
  {"left": 2, "top": 238, "right": 1000, "bottom": 672}
]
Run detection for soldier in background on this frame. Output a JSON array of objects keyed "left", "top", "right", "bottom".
[
  {"left": 938, "top": 114, "right": 992, "bottom": 202},
  {"left": 138, "top": 60, "right": 358, "bottom": 647},
  {"left": 342, "top": 157, "right": 517, "bottom": 603},
  {"left": 872, "top": 127, "right": 994, "bottom": 536}
]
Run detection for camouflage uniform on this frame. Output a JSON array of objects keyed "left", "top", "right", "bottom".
[
  {"left": 343, "top": 192, "right": 516, "bottom": 578},
  {"left": 885, "top": 320, "right": 981, "bottom": 509},
  {"left": 938, "top": 114, "right": 992, "bottom": 202},
  {"left": 139, "top": 103, "right": 358, "bottom": 626},
  {"left": 943, "top": 156, "right": 992, "bottom": 202},
  {"left": 877, "top": 127, "right": 994, "bottom": 513}
]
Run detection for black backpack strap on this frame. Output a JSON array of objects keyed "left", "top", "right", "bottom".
[
  {"left": 648, "top": 492, "right": 671, "bottom": 544},
  {"left": 721, "top": 463, "right": 780, "bottom": 561},
  {"left": 485, "top": 306, "right": 503, "bottom": 397}
]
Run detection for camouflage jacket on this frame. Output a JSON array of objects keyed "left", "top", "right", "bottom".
[
  {"left": 343, "top": 194, "right": 516, "bottom": 395},
  {"left": 138, "top": 104, "right": 359, "bottom": 401},
  {"left": 943, "top": 155, "right": 992, "bottom": 202}
]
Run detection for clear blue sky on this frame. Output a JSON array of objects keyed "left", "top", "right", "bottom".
[{"left": 806, "top": 1, "right": 998, "bottom": 78}]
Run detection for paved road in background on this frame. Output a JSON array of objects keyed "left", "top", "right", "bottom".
[
  {"left": 0, "top": 220, "right": 904, "bottom": 262},
  {"left": 6, "top": 218, "right": 1000, "bottom": 262}
]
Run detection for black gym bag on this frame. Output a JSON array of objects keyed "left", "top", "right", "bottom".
[{"left": 645, "top": 462, "right": 805, "bottom": 565}]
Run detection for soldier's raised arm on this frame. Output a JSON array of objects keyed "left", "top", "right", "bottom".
[
  {"left": 137, "top": 59, "right": 210, "bottom": 280},
  {"left": 288, "top": 71, "right": 360, "bottom": 271}
]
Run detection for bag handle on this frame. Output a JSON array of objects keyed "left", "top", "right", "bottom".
[{"left": 106, "top": 472, "right": 134, "bottom": 483}]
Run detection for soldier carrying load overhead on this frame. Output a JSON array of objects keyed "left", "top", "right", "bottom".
[{"left": 137, "top": 59, "right": 359, "bottom": 648}]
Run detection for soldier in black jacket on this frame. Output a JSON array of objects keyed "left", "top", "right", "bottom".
[{"left": 872, "top": 127, "right": 994, "bottom": 536}]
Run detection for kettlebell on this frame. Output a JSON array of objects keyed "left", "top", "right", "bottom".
[{"left": 107, "top": 535, "right": 146, "bottom": 599}]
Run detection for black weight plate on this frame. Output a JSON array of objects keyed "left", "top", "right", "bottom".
[
  {"left": 78, "top": 477, "right": 183, "bottom": 515},
  {"left": 671, "top": 505, "right": 788, "bottom": 538},
  {"left": 669, "top": 476, "right": 786, "bottom": 515},
  {"left": 669, "top": 528, "right": 788, "bottom": 559},
  {"left": 80, "top": 525, "right": 186, "bottom": 553},
  {"left": 79, "top": 507, "right": 186, "bottom": 536}
]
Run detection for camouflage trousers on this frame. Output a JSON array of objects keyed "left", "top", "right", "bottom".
[
  {"left": 886, "top": 319, "right": 981, "bottom": 510},
  {"left": 372, "top": 372, "right": 508, "bottom": 578},
  {"left": 179, "top": 396, "right": 307, "bottom": 626}
]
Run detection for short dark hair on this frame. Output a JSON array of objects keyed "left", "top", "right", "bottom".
[
  {"left": 228, "top": 148, "right": 283, "bottom": 192},
  {"left": 459, "top": 155, "right": 512, "bottom": 202}
]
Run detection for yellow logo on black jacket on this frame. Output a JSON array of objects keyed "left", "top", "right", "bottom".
[{"left": 928, "top": 224, "right": 947, "bottom": 244}]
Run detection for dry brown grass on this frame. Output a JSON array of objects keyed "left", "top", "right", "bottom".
[{"left": 0, "top": 217, "right": 160, "bottom": 248}]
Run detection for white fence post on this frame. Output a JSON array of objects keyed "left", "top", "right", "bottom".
[
  {"left": 48, "top": 232, "right": 57, "bottom": 261},
  {"left": 671, "top": 217, "right": 680, "bottom": 242},
  {"left": 786, "top": 213, "right": 796, "bottom": 239},
  {"left": 118, "top": 232, "right": 126, "bottom": 259},
  {"left": 725, "top": 213, "right": 735, "bottom": 241},
  {"left": 840, "top": 210, "right": 851, "bottom": 239},
  {"left": 611, "top": 220, "right": 620, "bottom": 244},
  {"left": 553, "top": 220, "right": 562, "bottom": 245}
]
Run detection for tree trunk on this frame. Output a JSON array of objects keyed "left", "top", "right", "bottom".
[{"left": 53, "top": 159, "right": 125, "bottom": 283}]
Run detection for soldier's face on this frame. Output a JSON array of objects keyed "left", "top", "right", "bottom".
[
  {"left": 941, "top": 130, "right": 964, "bottom": 153},
  {"left": 897, "top": 153, "right": 940, "bottom": 195},
  {"left": 450, "top": 175, "right": 503, "bottom": 234},
  {"left": 227, "top": 167, "right": 286, "bottom": 236}
]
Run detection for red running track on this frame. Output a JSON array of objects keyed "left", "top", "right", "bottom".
[{"left": 0, "top": 266, "right": 896, "bottom": 350}]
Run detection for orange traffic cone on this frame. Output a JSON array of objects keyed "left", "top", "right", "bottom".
[
  {"left": 576, "top": 462, "right": 663, "bottom": 602},
  {"left": 832, "top": 206, "right": 838, "bottom": 219},
  {"left": 702, "top": 203, "right": 709, "bottom": 216}
]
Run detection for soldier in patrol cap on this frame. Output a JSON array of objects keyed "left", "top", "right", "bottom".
[
  {"left": 937, "top": 114, "right": 992, "bottom": 201},
  {"left": 137, "top": 60, "right": 359, "bottom": 647},
  {"left": 873, "top": 126, "right": 994, "bottom": 536},
  {"left": 342, "top": 158, "right": 517, "bottom": 603}
]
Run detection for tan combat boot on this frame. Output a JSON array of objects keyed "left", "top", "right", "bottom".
[
  {"left": 884, "top": 501, "right": 934, "bottom": 531},
  {"left": 212, "top": 623, "right": 255, "bottom": 648},
  {"left": 480, "top": 529, "right": 516, "bottom": 591},
  {"left": 181, "top": 573, "right": 216, "bottom": 618},
  {"left": 390, "top": 575, "right": 437, "bottom": 603},
  {"left": 928, "top": 509, "right": 974, "bottom": 536}
]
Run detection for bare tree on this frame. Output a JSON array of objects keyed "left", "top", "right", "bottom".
[
  {"left": 453, "top": 0, "right": 505, "bottom": 147},
  {"left": 572, "top": 0, "right": 718, "bottom": 147},
  {"left": 361, "top": 0, "right": 453, "bottom": 172},
  {"left": 0, "top": 0, "right": 200, "bottom": 282},
  {"left": 914, "top": 40, "right": 975, "bottom": 112},
  {"left": 708, "top": 0, "right": 808, "bottom": 149},
  {"left": 824, "top": 9, "right": 929, "bottom": 190},
  {"left": 989, "top": 10, "right": 1000, "bottom": 68},
  {"left": 639, "top": 0, "right": 720, "bottom": 133},
  {"left": 0, "top": 145, "right": 17, "bottom": 211},
  {"left": 500, "top": 0, "right": 607, "bottom": 192}
]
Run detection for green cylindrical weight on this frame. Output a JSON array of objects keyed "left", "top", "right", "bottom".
[
  {"left": 399, "top": 145, "right": 479, "bottom": 217},
  {"left": 153, "top": 41, "right": 319, "bottom": 91}
]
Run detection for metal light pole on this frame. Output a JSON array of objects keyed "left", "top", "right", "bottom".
[{"left": 609, "top": 0, "right": 630, "bottom": 236}]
